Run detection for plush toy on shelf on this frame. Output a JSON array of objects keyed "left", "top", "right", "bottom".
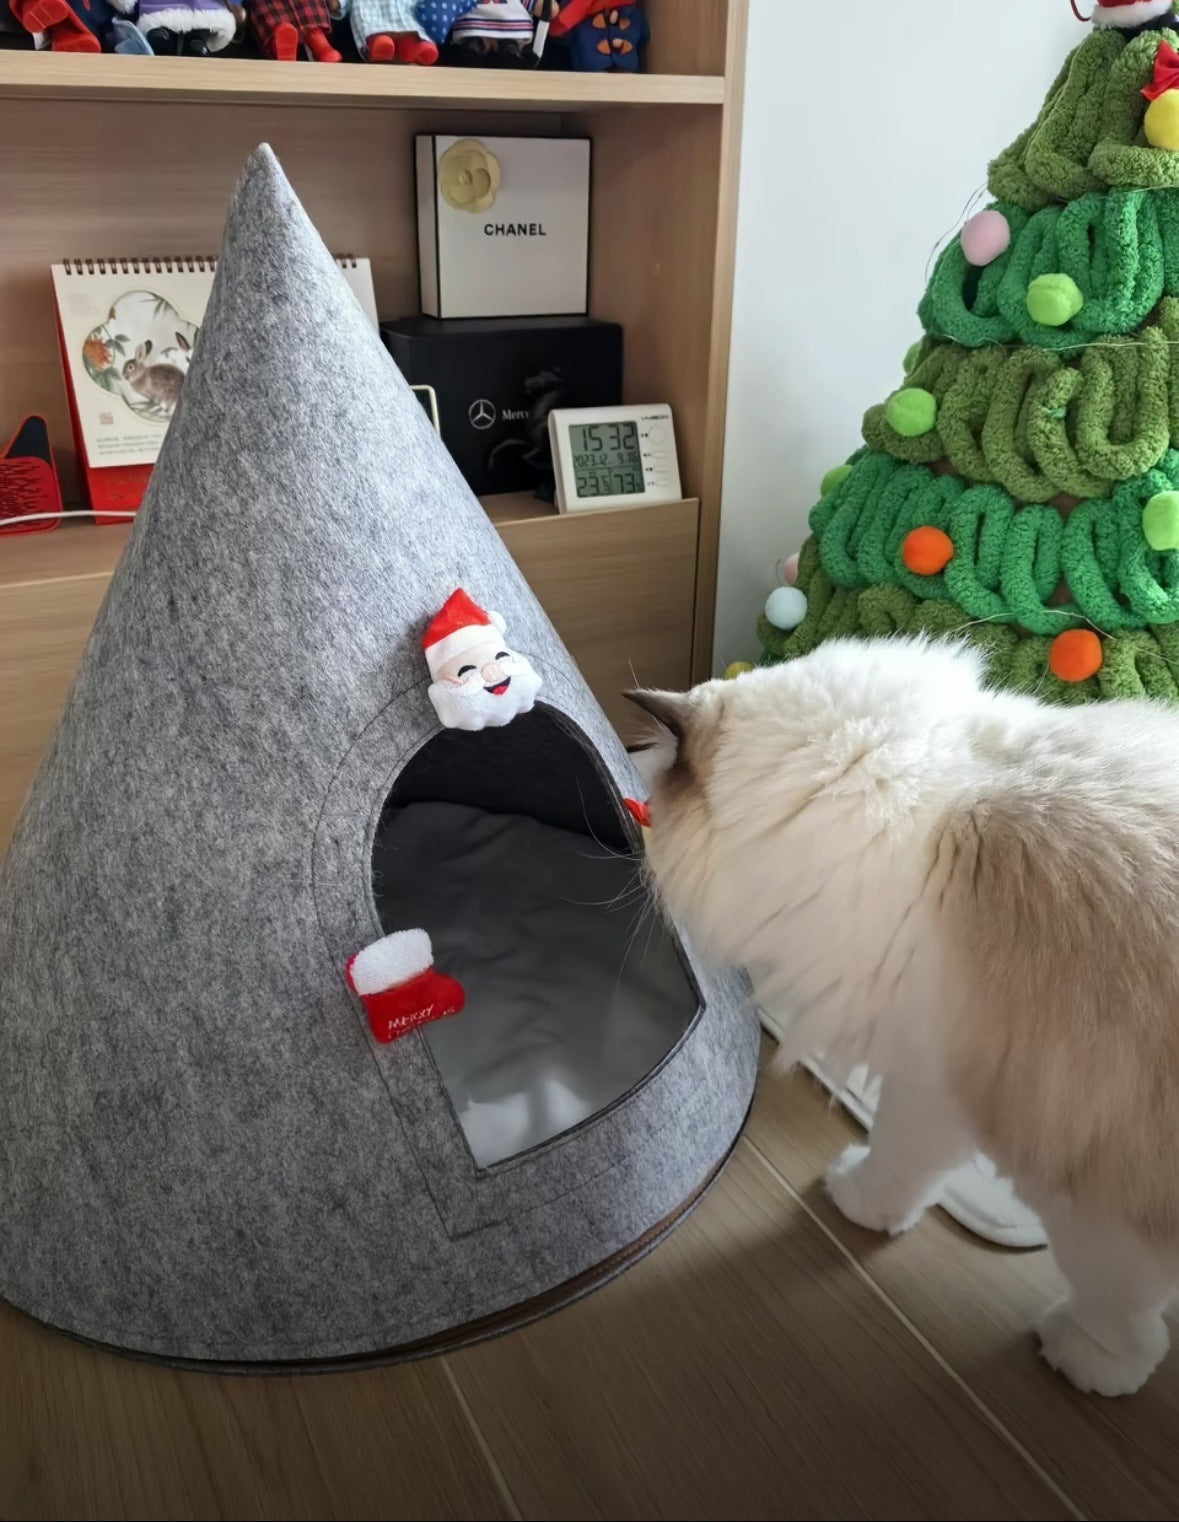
[
  {"left": 134, "top": 0, "right": 242, "bottom": 53},
  {"left": 249, "top": 0, "right": 341, "bottom": 59},
  {"left": 345, "top": 0, "right": 436, "bottom": 62},
  {"left": 423, "top": 588, "right": 542, "bottom": 732},
  {"left": 550, "top": 0, "right": 646, "bottom": 72},
  {"left": 8, "top": 0, "right": 141, "bottom": 51},
  {"left": 109, "top": 12, "right": 151, "bottom": 46},
  {"left": 416, "top": 0, "right": 556, "bottom": 66}
]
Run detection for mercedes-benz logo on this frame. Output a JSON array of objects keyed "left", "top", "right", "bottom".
[{"left": 468, "top": 398, "right": 496, "bottom": 430}]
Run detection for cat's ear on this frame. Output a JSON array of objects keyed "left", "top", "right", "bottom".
[{"left": 624, "top": 689, "right": 693, "bottom": 743}]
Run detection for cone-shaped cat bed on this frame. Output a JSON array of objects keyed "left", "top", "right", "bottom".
[{"left": 0, "top": 147, "right": 757, "bottom": 1366}]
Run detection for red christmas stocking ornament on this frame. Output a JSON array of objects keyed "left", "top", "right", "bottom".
[{"left": 345, "top": 929, "right": 465, "bottom": 1044}]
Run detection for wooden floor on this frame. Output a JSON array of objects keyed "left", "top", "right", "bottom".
[{"left": 4, "top": 1044, "right": 1178, "bottom": 1521}]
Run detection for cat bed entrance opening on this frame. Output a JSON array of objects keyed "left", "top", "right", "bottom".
[{"left": 373, "top": 707, "right": 700, "bottom": 1168}]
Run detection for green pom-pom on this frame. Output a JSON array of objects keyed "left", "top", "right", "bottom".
[
  {"left": 820, "top": 463, "right": 853, "bottom": 497},
  {"left": 1143, "top": 491, "right": 1179, "bottom": 552},
  {"left": 884, "top": 387, "right": 938, "bottom": 438},
  {"left": 1026, "top": 273, "right": 1083, "bottom": 328},
  {"left": 902, "top": 340, "right": 922, "bottom": 375}
]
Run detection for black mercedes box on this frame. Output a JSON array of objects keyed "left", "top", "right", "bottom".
[{"left": 381, "top": 315, "right": 622, "bottom": 497}]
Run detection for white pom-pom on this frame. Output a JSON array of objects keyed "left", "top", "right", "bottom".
[
  {"left": 765, "top": 586, "right": 808, "bottom": 631},
  {"left": 488, "top": 610, "right": 507, "bottom": 634}
]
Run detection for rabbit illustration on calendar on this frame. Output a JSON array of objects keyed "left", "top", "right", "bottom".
[{"left": 79, "top": 289, "right": 201, "bottom": 424}]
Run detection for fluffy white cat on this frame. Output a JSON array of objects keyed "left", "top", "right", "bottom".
[{"left": 630, "top": 635, "right": 1179, "bottom": 1397}]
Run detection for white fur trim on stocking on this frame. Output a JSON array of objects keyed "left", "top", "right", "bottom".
[
  {"left": 349, "top": 928, "right": 432, "bottom": 995},
  {"left": 1093, "top": 0, "right": 1172, "bottom": 27}
]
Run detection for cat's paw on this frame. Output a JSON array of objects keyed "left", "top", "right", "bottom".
[
  {"left": 1037, "top": 1300, "right": 1168, "bottom": 1397},
  {"left": 823, "top": 1145, "right": 931, "bottom": 1236}
]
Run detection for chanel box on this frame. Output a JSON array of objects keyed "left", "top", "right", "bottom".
[
  {"left": 382, "top": 315, "right": 622, "bottom": 497},
  {"left": 415, "top": 134, "right": 591, "bottom": 320}
]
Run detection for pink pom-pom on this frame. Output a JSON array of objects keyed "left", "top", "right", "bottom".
[
  {"left": 960, "top": 209, "right": 1011, "bottom": 267},
  {"left": 776, "top": 553, "right": 800, "bottom": 586}
]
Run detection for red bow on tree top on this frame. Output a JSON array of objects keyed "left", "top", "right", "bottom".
[{"left": 1143, "top": 40, "right": 1179, "bottom": 102}]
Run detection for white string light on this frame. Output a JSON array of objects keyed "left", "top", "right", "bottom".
[{"left": 1, "top": 509, "right": 139, "bottom": 530}]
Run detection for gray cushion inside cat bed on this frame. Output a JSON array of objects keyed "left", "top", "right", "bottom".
[{"left": 375, "top": 711, "right": 699, "bottom": 1167}]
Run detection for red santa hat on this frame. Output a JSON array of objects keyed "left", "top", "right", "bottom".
[
  {"left": 422, "top": 588, "right": 507, "bottom": 678},
  {"left": 1092, "top": 0, "right": 1173, "bottom": 27}
]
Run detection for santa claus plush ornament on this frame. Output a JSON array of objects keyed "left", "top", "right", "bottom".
[
  {"left": 1090, "top": 0, "right": 1175, "bottom": 34},
  {"left": 423, "top": 588, "right": 542, "bottom": 731},
  {"left": 346, "top": 929, "right": 465, "bottom": 1044}
]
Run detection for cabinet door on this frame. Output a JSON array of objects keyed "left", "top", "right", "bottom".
[{"left": 499, "top": 498, "right": 699, "bottom": 741}]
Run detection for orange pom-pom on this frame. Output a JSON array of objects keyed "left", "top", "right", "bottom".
[
  {"left": 1048, "top": 629, "right": 1102, "bottom": 684},
  {"left": 901, "top": 526, "right": 954, "bottom": 576}
]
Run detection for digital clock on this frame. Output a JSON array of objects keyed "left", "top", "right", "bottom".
[{"left": 549, "top": 404, "right": 681, "bottom": 514}]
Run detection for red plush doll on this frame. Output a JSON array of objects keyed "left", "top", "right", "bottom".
[
  {"left": 249, "top": 0, "right": 341, "bottom": 60},
  {"left": 550, "top": 0, "right": 646, "bottom": 70},
  {"left": 9, "top": 0, "right": 122, "bottom": 51}
]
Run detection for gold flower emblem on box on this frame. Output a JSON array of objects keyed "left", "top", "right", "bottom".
[{"left": 438, "top": 139, "right": 502, "bottom": 215}]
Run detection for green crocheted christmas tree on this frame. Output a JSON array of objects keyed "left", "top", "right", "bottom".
[{"left": 757, "top": 3, "right": 1179, "bottom": 704}]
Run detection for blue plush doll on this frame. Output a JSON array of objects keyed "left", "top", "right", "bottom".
[
  {"left": 412, "top": 0, "right": 465, "bottom": 45},
  {"left": 552, "top": 0, "right": 646, "bottom": 71}
]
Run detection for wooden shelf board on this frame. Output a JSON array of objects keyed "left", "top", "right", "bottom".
[
  {"left": 0, "top": 521, "right": 130, "bottom": 590},
  {"left": 0, "top": 52, "right": 724, "bottom": 111},
  {"left": 0, "top": 495, "right": 699, "bottom": 588},
  {"left": 481, "top": 491, "right": 558, "bottom": 527}
]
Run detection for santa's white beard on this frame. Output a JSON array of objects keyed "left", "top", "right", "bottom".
[{"left": 428, "top": 657, "right": 542, "bottom": 731}]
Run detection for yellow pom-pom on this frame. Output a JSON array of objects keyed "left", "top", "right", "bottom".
[
  {"left": 1145, "top": 91, "right": 1179, "bottom": 151},
  {"left": 723, "top": 661, "right": 753, "bottom": 680},
  {"left": 1048, "top": 629, "right": 1102, "bottom": 684}
]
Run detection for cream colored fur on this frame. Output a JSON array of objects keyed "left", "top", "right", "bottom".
[{"left": 633, "top": 636, "right": 1179, "bottom": 1397}]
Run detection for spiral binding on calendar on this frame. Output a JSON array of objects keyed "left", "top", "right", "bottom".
[{"left": 61, "top": 254, "right": 360, "bottom": 275}]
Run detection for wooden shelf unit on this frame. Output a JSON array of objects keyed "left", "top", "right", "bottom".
[
  {"left": 0, "top": 0, "right": 745, "bottom": 727},
  {"left": 0, "top": 49, "right": 725, "bottom": 109}
]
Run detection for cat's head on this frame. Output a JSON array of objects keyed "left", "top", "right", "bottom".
[{"left": 626, "top": 635, "right": 988, "bottom": 969}]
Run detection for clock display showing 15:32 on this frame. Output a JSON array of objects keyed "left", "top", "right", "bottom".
[{"left": 569, "top": 420, "right": 644, "bottom": 498}]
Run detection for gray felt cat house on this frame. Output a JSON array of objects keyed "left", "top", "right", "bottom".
[{"left": 0, "top": 147, "right": 758, "bottom": 1367}]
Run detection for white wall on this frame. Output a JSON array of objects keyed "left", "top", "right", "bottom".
[{"left": 713, "top": 0, "right": 1079, "bottom": 671}]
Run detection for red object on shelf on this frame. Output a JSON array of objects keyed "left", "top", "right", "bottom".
[
  {"left": 54, "top": 310, "right": 151, "bottom": 524},
  {"left": 9, "top": 0, "right": 102, "bottom": 51},
  {"left": 0, "top": 415, "right": 64, "bottom": 536}
]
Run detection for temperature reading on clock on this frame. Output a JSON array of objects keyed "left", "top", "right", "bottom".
[{"left": 569, "top": 420, "right": 644, "bottom": 498}]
